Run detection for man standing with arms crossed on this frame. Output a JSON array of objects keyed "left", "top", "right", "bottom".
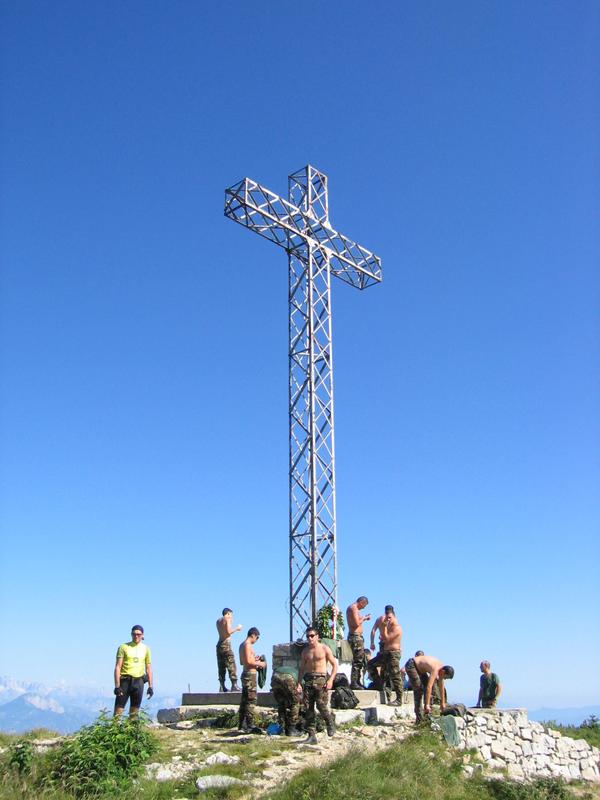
[
  {"left": 346, "top": 595, "right": 371, "bottom": 689},
  {"left": 216, "top": 608, "right": 242, "bottom": 692},
  {"left": 238, "top": 627, "right": 267, "bottom": 733},
  {"left": 379, "top": 605, "right": 403, "bottom": 705},
  {"left": 113, "top": 624, "right": 153, "bottom": 719},
  {"left": 297, "top": 626, "right": 338, "bottom": 744}
]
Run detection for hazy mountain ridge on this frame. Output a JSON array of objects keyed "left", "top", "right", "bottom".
[
  {"left": 0, "top": 676, "right": 597, "bottom": 734},
  {"left": 528, "top": 705, "right": 600, "bottom": 726},
  {"left": 0, "top": 677, "right": 178, "bottom": 734}
]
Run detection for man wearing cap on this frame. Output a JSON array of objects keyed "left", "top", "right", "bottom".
[
  {"left": 113, "top": 625, "right": 153, "bottom": 718},
  {"left": 379, "top": 605, "right": 403, "bottom": 706},
  {"left": 271, "top": 665, "right": 302, "bottom": 736}
]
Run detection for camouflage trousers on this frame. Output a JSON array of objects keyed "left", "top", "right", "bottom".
[
  {"left": 271, "top": 673, "right": 300, "bottom": 732},
  {"left": 216, "top": 639, "right": 238, "bottom": 685},
  {"left": 405, "top": 658, "right": 428, "bottom": 721},
  {"left": 382, "top": 649, "right": 403, "bottom": 700},
  {"left": 302, "top": 673, "right": 333, "bottom": 735},
  {"left": 366, "top": 646, "right": 386, "bottom": 689},
  {"left": 238, "top": 670, "right": 257, "bottom": 727},
  {"left": 348, "top": 633, "right": 365, "bottom": 686}
]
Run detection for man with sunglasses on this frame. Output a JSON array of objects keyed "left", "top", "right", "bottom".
[
  {"left": 113, "top": 624, "right": 153, "bottom": 719},
  {"left": 297, "top": 627, "right": 337, "bottom": 743}
]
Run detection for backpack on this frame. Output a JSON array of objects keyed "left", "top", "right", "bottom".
[
  {"left": 332, "top": 673, "right": 350, "bottom": 689},
  {"left": 441, "top": 703, "right": 467, "bottom": 718},
  {"left": 331, "top": 685, "right": 359, "bottom": 710}
]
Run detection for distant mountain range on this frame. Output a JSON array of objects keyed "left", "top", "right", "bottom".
[
  {"left": 0, "top": 676, "right": 597, "bottom": 734},
  {"left": 0, "top": 677, "right": 178, "bottom": 735}
]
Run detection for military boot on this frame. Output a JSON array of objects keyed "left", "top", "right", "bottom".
[
  {"left": 219, "top": 682, "right": 228, "bottom": 693},
  {"left": 304, "top": 732, "right": 318, "bottom": 744},
  {"left": 326, "top": 717, "right": 336, "bottom": 737},
  {"left": 230, "top": 682, "right": 241, "bottom": 692}
]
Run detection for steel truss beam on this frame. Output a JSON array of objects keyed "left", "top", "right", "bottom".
[{"left": 224, "top": 165, "right": 382, "bottom": 640}]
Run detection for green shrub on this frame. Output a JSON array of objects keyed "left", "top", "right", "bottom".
[
  {"left": 316, "top": 605, "right": 344, "bottom": 639},
  {"left": 486, "top": 777, "right": 571, "bottom": 800},
  {"left": 46, "top": 713, "right": 157, "bottom": 798},
  {"left": 543, "top": 715, "right": 600, "bottom": 749},
  {"left": 213, "top": 709, "right": 239, "bottom": 728},
  {"left": 8, "top": 739, "right": 35, "bottom": 775}
]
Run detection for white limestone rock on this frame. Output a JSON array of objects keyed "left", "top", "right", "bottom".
[
  {"left": 333, "top": 709, "right": 365, "bottom": 725},
  {"left": 490, "top": 742, "right": 505, "bottom": 760},
  {"left": 582, "top": 767, "right": 600, "bottom": 781},
  {"left": 205, "top": 752, "right": 240, "bottom": 766},
  {"left": 507, "top": 763, "right": 525, "bottom": 780},
  {"left": 196, "top": 775, "right": 246, "bottom": 791}
]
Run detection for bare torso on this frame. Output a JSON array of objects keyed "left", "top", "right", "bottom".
[
  {"left": 301, "top": 642, "right": 329, "bottom": 673},
  {"left": 370, "top": 614, "right": 386, "bottom": 650},
  {"left": 346, "top": 602, "right": 363, "bottom": 635},
  {"left": 216, "top": 617, "right": 230, "bottom": 642},
  {"left": 414, "top": 655, "right": 446, "bottom": 711},
  {"left": 414, "top": 655, "right": 443, "bottom": 675},
  {"left": 382, "top": 616, "right": 402, "bottom": 651},
  {"left": 239, "top": 639, "right": 258, "bottom": 671}
]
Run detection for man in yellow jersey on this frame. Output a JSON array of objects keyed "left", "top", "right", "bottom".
[{"left": 114, "top": 624, "right": 153, "bottom": 718}]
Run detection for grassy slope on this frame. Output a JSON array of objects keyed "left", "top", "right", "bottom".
[
  {"left": 264, "top": 728, "right": 600, "bottom": 800},
  {"left": 1, "top": 722, "right": 599, "bottom": 800}
]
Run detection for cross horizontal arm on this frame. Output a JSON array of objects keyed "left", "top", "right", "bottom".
[{"left": 224, "top": 178, "right": 382, "bottom": 290}]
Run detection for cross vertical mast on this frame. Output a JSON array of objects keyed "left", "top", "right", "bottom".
[
  {"left": 224, "top": 165, "right": 382, "bottom": 641},
  {"left": 288, "top": 166, "right": 337, "bottom": 639}
]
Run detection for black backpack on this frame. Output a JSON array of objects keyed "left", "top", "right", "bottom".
[
  {"left": 331, "top": 685, "right": 359, "bottom": 709},
  {"left": 332, "top": 673, "right": 350, "bottom": 689},
  {"left": 441, "top": 703, "right": 467, "bottom": 718}
]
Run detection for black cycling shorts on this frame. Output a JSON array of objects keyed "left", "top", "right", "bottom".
[{"left": 114, "top": 675, "right": 144, "bottom": 710}]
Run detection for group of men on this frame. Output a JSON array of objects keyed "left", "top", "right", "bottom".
[
  {"left": 216, "top": 608, "right": 337, "bottom": 743},
  {"left": 345, "top": 597, "right": 456, "bottom": 722},
  {"left": 110, "top": 606, "right": 500, "bottom": 735}
]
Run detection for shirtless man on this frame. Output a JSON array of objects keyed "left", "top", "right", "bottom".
[
  {"left": 216, "top": 608, "right": 242, "bottom": 692},
  {"left": 346, "top": 595, "right": 371, "bottom": 689},
  {"left": 379, "top": 605, "right": 403, "bottom": 705},
  {"left": 366, "top": 605, "right": 390, "bottom": 691},
  {"left": 238, "top": 627, "right": 267, "bottom": 732},
  {"left": 297, "top": 626, "right": 338, "bottom": 744},
  {"left": 404, "top": 653, "right": 454, "bottom": 721}
]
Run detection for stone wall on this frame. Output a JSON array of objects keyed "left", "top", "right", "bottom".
[{"left": 452, "top": 709, "right": 599, "bottom": 783}]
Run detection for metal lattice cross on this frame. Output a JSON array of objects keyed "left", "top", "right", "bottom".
[{"left": 224, "top": 165, "right": 382, "bottom": 640}]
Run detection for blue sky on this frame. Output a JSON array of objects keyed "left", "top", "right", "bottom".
[{"left": 1, "top": 1, "right": 598, "bottom": 710}]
